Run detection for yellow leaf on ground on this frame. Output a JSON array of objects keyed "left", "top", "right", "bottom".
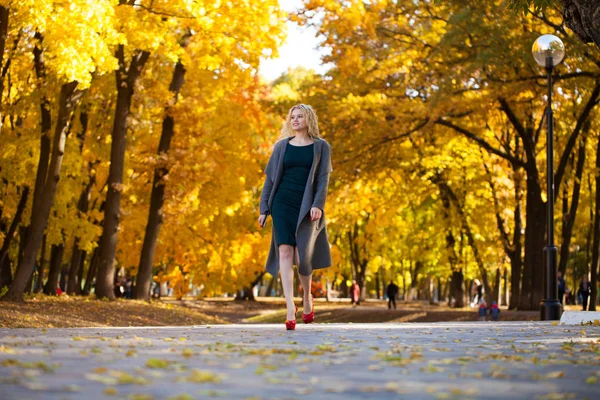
[
  {"left": 104, "top": 387, "right": 118, "bottom": 396},
  {"left": 545, "top": 371, "right": 564, "bottom": 379},
  {"left": 146, "top": 359, "right": 170, "bottom": 369}
]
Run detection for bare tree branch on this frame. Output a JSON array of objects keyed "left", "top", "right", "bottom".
[
  {"left": 435, "top": 118, "right": 525, "bottom": 168},
  {"left": 488, "top": 71, "right": 599, "bottom": 83},
  {"left": 498, "top": 97, "right": 536, "bottom": 165},
  {"left": 339, "top": 119, "right": 429, "bottom": 164}
]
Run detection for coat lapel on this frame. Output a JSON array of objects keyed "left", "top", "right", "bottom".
[{"left": 274, "top": 138, "right": 290, "bottom": 187}]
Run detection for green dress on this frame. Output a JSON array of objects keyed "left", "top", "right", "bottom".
[{"left": 272, "top": 142, "right": 314, "bottom": 246}]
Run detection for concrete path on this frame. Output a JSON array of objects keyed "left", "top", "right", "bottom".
[{"left": 0, "top": 322, "right": 599, "bottom": 399}]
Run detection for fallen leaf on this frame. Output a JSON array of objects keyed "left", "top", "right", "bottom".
[
  {"left": 146, "top": 358, "right": 170, "bottom": 369},
  {"left": 545, "top": 371, "right": 564, "bottom": 379}
]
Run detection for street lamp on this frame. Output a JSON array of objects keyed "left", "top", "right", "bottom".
[{"left": 532, "top": 34, "right": 565, "bottom": 321}]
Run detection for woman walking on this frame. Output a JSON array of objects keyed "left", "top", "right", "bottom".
[{"left": 258, "top": 104, "right": 333, "bottom": 330}]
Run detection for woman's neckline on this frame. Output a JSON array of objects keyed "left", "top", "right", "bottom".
[
  {"left": 287, "top": 136, "right": 316, "bottom": 147},
  {"left": 288, "top": 142, "right": 314, "bottom": 147}
]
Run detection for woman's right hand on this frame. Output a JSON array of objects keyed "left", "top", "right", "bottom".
[{"left": 258, "top": 214, "right": 267, "bottom": 228}]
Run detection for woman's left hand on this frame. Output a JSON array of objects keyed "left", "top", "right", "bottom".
[{"left": 310, "top": 207, "right": 322, "bottom": 221}]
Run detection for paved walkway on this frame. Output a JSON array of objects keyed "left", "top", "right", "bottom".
[{"left": 1, "top": 322, "right": 599, "bottom": 399}]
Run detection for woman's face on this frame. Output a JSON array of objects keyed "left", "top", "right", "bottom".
[{"left": 290, "top": 108, "right": 307, "bottom": 133}]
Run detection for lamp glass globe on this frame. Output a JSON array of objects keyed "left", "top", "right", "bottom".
[{"left": 532, "top": 34, "right": 565, "bottom": 67}]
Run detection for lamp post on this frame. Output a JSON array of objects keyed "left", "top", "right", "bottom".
[{"left": 532, "top": 34, "right": 565, "bottom": 321}]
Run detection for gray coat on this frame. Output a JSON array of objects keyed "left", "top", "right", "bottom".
[{"left": 260, "top": 137, "right": 333, "bottom": 277}]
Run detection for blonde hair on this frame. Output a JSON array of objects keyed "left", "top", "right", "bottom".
[{"left": 281, "top": 104, "right": 321, "bottom": 139}]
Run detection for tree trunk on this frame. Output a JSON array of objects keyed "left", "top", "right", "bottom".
[
  {"left": 450, "top": 270, "right": 464, "bottom": 307},
  {"left": 0, "top": 254, "right": 10, "bottom": 290},
  {"left": 399, "top": 270, "right": 405, "bottom": 300},
  {"left": 0, "top": 5, "right": 9, "bottom": 73},
  {"left": 82, "top": 247, "right": 99, "bottom": 295},
  {"left": 33, "top": 234, "right": 46, "bottom": 293},
  {"left": 590, "top": 135, "right": 600, "bottom": 311},
  {"left": 235, "top": 287, "right": 255, "bottom": 301},
  {"left": 586, "top": 174, "right": 593, "bottom": 288},
  {"left": 43, "top": 244, "right": 64, "bottom": 295},
  {"left": 236, "top": 272, "right": 264, "bottom": 301},
  {"left": 67, "top": 238, "right": 83, "bottom": 295},
  {"left": 347, "top": 221, "right": 369, "bottom": 301},
  {"left": 67, "top": 177, "right": 94, "bottom": 295},
  {"left": 135, "top": 52, "right": 188, "bottom": 300},
  {"left": 67, "top": 111, "right": 93, "bottom": 295},
  {"left": 560, "top": 0, "right": 600, "bottom": 51},
  {"left": 518, "top": 166, "right": 546, "bottom": 310},
  {"left": 558, "top": 138, "right": 587, "bottom": 275},
  {"left": 0, "top": 186, "right": 29, "bottom": 288},
  {"left": 492, "top": 268, "right": 501, "bottom": 304},
  {"left": 509, "top": 181, "right": 523, "bottom": 309},
  {"left": 76, "top": 250, "right": 87, "bottom": 294},
  {"left": 0, "top": 5, "right": 10, "bottom": 122},
  {"left": 443, "top": 278, "right": 450, "bottom": 304},
  {"left": 17, "top": 227, "right": 28, "bottom": 291},
  {"left": 0, "top": 81, "right": 83, "bottom": 302},
  {"left": 95, "top": 47, "right": 150, "bottom": 300},
  {"left": 438, "top": 173, "right": 463, "bottom": 308},
  {"left": 427, "top": 275, "right": 435, "bottom": 304},
  {"left": 408, "top": 261, "right": 423, "bottom": 301},
  {"left": 375, "top": 268, "right": 381, "bottom": 299},
  {"left": 24, "top": 264, "right": 34, "bottom": 294},
  {"left": 503, "top": 267, "right": 509, "bottom": 306},
  {"left": 30, "top": 32, "right": 52, "bottom": 231}
]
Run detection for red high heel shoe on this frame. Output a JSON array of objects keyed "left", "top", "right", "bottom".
[
  {"left": 285, "top": 306, "right": 298, "bottom": 330},
  {"left": 303, "top": 295, "right": 314, "bottom": 324},
  {"left": 285, "top": 320, "right": 296, "bottom": 330}
]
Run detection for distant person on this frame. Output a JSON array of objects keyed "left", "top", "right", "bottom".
[
  {"left": 114, "top": 279, "right": 121, "bottom": 298},
  {"left": 489, "top": 301, "right": 500, "bottom": 321},
  {"left": 124, "top": 277, "right": 133, "bottom": 299},
  {"left": 478, "top": 300, "right": 487, "bottom": 321},
  {"left": 59, "top": 266, "right": 69, "bottom": 292},
  {"left": 351, "top": 280, "right": 361, "bottom": 306},
  {"left": 476, "top": 281, "right": 483, "bottom": 305},
  {"left": 578, "top": 274, "right": 591, "bottom": 311},
  {"left": 557, "top": 270, "right": 566, "bottom": 304},
  {"left": 151, "top": 281, "right": 160, "bottom": 298},
  {"left": 471, "top": 279, "right": 483, "bottom": 307},
  {"left": 386, "top": 281, "right": 399, "bottom": 310}
]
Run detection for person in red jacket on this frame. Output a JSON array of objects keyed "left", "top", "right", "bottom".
[
  {"left": 478, "top": 300, "right": 487, "bottom": 321},
  {"left": 490, "top": 301, "right": 500, "bottom": 321},
  {"left": 350, "top": 280, "right": 361, "bottom": 306}
]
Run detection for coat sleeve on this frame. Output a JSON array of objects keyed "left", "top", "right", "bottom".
[
  {"left": 259, "top": 142, "right": 280, "bottom": 215},
  {"left": 312, "top": 141, "right": 333, "bottom": 211}
]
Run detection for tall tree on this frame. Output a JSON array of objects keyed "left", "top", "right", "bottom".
[
  {"left": 134, "top": 34, "right": 190, "bottom": 300},
  {"left": 94, "top": 44, "right": 150, "bottom": 300}
]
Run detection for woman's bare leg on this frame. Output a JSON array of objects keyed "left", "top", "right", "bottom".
[
  {"left": 279, "top": 245, "right": 296, "bottom": 320},
  {"left": 296, "top": 247, "right": 313, "bottom": 314}
]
